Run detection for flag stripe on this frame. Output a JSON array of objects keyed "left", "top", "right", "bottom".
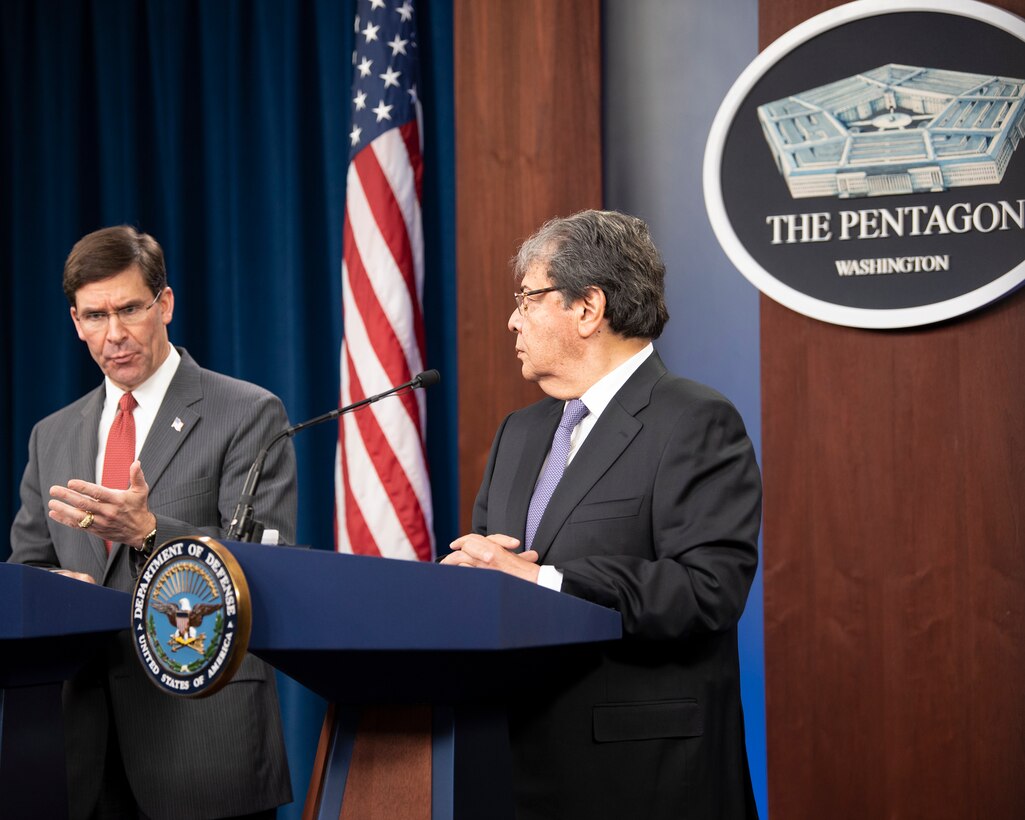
[
  {"left": 343, "top": 212, "right": 415, "bottom": 390},
  {"left": 337, "top": 0, "right": 433, "bottom": 560},
  {"left": 378, "top": 123, "right": 424, "bottom": 264},
  {"left": 343, "top": 161, "right": 422, "bottom": 380},
  {"left": 341, "top": 220, "right": 425, "bottom": 441},
  {"left": 398, "top": 119, "right": 424, "bottom": 204},
  {"left": 345, "top": 348, "right": 432, "bottom": 560},
  {"left": 356, "top": 141, "right": 427, "bottom": 359},
  {"left": 336, "top": 359, "right": 382, "bottom": 556},
  {"left": 340, "top": 274, "right": 431, "bottom": 513},
  {"left": 340, "top": 346, "right": 419, "bottom": 559}
]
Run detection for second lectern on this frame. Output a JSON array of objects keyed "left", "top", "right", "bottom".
[{"left": 221, "top": 541, "right": 622, "bottom": 820}]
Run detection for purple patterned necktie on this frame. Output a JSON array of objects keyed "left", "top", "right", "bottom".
[{"left": 524, "top": 399, "right": 590, "bottom": 551}]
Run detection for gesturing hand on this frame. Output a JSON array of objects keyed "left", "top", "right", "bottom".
[{"left": 48, "top": 460, "right": 156, "bottom": 548}]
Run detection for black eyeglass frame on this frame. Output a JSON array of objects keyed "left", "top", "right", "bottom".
[{"left": 513, "top": 285, "right": 561, "bottom": 315}]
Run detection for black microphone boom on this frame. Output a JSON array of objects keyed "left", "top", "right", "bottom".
[{"left": 225, "top": 369, "right": 441, "bottom": 542}]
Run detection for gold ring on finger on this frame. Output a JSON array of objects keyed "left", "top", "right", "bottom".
[{"left": 78, "top": 512, "right": 95, "bottom": 529}]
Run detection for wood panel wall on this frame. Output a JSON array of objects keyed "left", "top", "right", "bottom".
[
  {"left": 454, "top": 0, "right": 603, "bottom": 532},
  {"left": 761, "top": 2, "right": 1025, "bottom": 817}
]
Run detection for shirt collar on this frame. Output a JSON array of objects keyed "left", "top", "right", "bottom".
[{"left": 577, "top": 343, "right": 654, "bottom": 419}]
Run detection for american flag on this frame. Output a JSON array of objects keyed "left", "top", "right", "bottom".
[{"left": 336, "top": 0, "right": 433, "bottom": 561}]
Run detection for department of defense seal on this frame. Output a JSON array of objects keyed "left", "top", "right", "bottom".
[{"left": 131, "top": 536, "right": 252, "bottom": 697}]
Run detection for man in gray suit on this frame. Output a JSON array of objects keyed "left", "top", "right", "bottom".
[
  {"left": 9, "top": 226, "right": 295, "bottom": 820},
  {"left": 443, "top": 211, "right": 762, "bottom": 819}
]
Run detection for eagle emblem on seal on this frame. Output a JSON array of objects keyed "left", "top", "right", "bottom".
[{"left": 149, "top": 596, "right": 221, "bottom": 655}]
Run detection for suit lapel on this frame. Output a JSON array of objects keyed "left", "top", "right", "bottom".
[
  {"left": 72, "top": 388, "right": 103, "bottom": 482},
  {"left": 73, "top": 388, "right": 110, "bottom": 572},
  {"left": 138, "top": 349, "right": 203, "bottom": 497},
  {"left": 531, "top": 353, "right": 666, "bottom": 563}
]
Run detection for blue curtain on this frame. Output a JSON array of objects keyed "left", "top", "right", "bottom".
[{"left": 0, "top": 1, "right": 456, "bottom": 816}]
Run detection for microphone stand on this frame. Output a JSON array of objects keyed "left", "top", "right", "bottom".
[{"left": 225, "top": 369, "right": 440, "bottom": 542}]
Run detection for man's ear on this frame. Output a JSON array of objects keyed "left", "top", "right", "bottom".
[
  {"left": 159, "top": 286, "right": 175, "bottom": 327},
  {"left": 577, "top": 286, "right": 606, "bottom": 338}
]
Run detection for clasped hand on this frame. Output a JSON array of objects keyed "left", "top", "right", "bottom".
[
  {"left": 441, "top": 532, "right": 541, "bottom": 583},
  {"left": 48, "top": 460, "right": 155, "bottom": 550}
]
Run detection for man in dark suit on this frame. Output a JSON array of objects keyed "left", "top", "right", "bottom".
[
  {"left": 443, "top": 210, "right": 762, "bottom": 819},
  {"left": 9, "top": 226, "right": 294, "bottom": 820}
]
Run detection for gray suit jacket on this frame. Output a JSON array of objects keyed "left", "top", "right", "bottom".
[
  {"left": 10, "top": 348, "right": 296, "bottom": 820},
  {"left": 474, "top": 352, "right": 762, "bottom": 820}
]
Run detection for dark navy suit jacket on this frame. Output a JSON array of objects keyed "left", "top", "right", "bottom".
[{"left": 474, "top": 352, "right": 762, "bottom": 820}]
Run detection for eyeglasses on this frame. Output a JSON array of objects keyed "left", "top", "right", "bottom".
[
  {"left": 513, "top": 286, "right": 560, "bottom": 315},
  {"left": 76, "top": 288, "right": 164, "bottom": 332}
]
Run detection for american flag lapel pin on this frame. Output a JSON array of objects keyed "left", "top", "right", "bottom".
[{"left": 172, "top": 417, "right": 184, "bottom": 432}]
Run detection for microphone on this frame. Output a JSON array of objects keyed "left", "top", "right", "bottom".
[{"left": 225, "top": 369, "right": 441, "bottom": 542}]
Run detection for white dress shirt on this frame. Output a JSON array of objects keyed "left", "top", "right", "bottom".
[{"left": 94, "top": 344, "right": 181, "bottom": 482}]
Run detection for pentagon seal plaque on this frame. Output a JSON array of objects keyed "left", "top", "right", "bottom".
[
  {"left": 704, "top": 0, "right": 1025, "bottom": 328},
  {"left": 132, "top": 536, "right": 252, "bottom": 698}
]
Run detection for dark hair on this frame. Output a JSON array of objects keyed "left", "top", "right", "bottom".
[
  {"left": 514, "top": 210, "right": 669, "bottom": 339},
  {"left": 63, "top": 225, "right": 167, "bottom": 305}
]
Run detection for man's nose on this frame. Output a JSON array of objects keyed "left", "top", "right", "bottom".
[
  {"left": 508, "top": 308, "right": 522, "bottom": 332},
  {"left": 105, "top": 314, "right": 127, "bottom": 342}
]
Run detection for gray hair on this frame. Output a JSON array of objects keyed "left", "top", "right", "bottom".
[{"left": 514, "top": 210, "right": 669, "bottom": 339}]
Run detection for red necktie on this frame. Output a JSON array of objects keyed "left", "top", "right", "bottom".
[{"left": 101, "top": 392, "right": 137, "bottom": 552}]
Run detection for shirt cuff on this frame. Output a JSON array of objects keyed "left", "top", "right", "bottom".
[{"left": 536, "top": 564, "right": 564, "bottom": 592}]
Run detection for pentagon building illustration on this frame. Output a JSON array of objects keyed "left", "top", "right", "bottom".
[{"left": 757, "top": 64, "right": 1025, "bottom": 199}]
